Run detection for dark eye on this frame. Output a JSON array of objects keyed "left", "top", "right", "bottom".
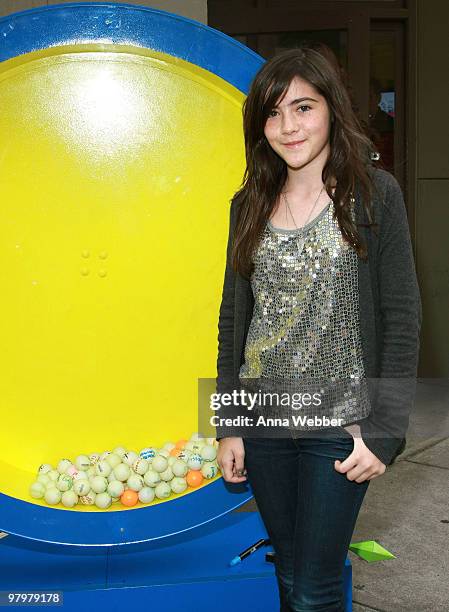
[
  {"left": 268, "top": 109, "right": 278, "bottom": 118},
  {"left": 298, "top": 105, "right": 311, "bottom": 113}
]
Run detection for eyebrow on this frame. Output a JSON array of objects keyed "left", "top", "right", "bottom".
[{"left": 275, "top": 97, "right": 319, "bottom": 108}]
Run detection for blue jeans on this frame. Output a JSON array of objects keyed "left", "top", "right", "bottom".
[{"left": 243, "top": 434, "right": 370, "bottom": 612}]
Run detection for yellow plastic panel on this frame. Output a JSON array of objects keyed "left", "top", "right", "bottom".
[{"left": 0, "top": 45, "right": 245, "bottom": 504}]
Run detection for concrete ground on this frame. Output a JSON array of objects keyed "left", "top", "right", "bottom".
[{"left": 235, "top": 381, "right": 449, "bottom": 612}]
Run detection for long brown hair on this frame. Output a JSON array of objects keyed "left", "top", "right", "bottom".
[{"left": 231, "top": 46, "right": 377, "bottom": 279}]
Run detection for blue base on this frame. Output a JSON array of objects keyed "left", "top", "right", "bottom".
[{"left": 0, "top": 512, "right": 352, "bottom": 611}]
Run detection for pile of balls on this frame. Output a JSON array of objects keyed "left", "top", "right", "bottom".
[{"left": 29, "top": 434, "right": 220, "bottom": 509}]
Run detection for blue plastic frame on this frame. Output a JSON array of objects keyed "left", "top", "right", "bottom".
[
  {"left": 0, "top": 2, "right": 264, "bottom": 94},
  {"left": 0, "top": 1, "right": 264, "bottom": 547}
]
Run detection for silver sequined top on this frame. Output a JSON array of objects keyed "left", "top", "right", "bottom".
[{"left": 239, "top": 200, "right": 371, "bottom": 426}]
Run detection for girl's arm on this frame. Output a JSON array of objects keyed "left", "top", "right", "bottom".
[{"left": 359, "top": 171, "right": 422, "bottom": 465}]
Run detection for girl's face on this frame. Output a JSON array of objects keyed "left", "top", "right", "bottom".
[{"left": 263, "top": 76, "right": 332, "bottom": 173}]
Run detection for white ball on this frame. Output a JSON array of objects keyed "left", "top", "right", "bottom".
[
  {"left": 172, "top": 459, "right": 188, "bottom": 477},
  {"left": 159, "top": 466, "right": 174, "bottom": 482},
  {"left": 127, "top": 474, "right": 144, "bottom": 492},
  {"left": 57, "top": 459, "right": 72, "bottom": 474},
  {"left": 138, "top": 487, "right": 155, "bottom": 504},
  {"left": 44, "top": 488, "right": 62, "bottom": 505},
  {"left": 73, "top": 479, "right": 91, "bottom": 496},
  {"left": 178, "top": 449, "right": 192, "bottom": 461},
  {"left": 37, "top": 474, "right": 50, "bottom": 486},
  {"left": 61, "top": 490, "right": 78, "bottom": 508},
  {"left": 113, "top": 463, "right": 131, "bottom": 482},
  {"left": 154, "top": 482, "right": 171, "bottom": 499},
  {"left": 112, "top": 446, "right": 127, "bottom": 458},
  {"left": 30, "top": 482, "right": 45, "bottom": 499},
  {"left": 73, "top": 470, "right": 89, "bottom": 481},
  {"left": 105, "top": 453, "right": 122, "bottom": 469},
  {"left": 162, "top": 441, "right": 175, "bottom": 452},
  {"left": 139, "top": 447, "right": 156, "bottom": 461},
  {"left": 122, "top": 451, "right": 138, "bottom": 466},
  {"left": 100, "top": 451, "right": 112, "bottom": 461},
  {"left": 47, "top": 470, "right": 59, "bottom": 482},
  {"left": 91, "top": 476, "right": 108, "bottom": 494},
  {"left": 190, "top": 442, "right": 203, "bottom": 453},
  {"left": 107, "top": 481, "right": 124, "bottom": 498},
  {"left": 132, "top": 458, "right": 149, "bottom": 475},
  {"left": 151, "top": 455, "right": 168, "bottom": 473},
  {"left": 201, "top": 462, "right": 219, "bottom": 479},
  {"left": 187, "top": 454, "right": 203, "bottom": 471},
  {"left": 56, "top": 474, "right": 73, "bottom": 492},
  {"left": 170, "top": 477, "right": 187, "bottom": 494},
  {"left": 75, "top": 455, "right": 91, "bottom": 471},
  {"left": 38, "top": 464, "right": 52, "bottom": 475},
  {"left": 79, "top": 493, "right": 96, "bottom": 505},
  {"left": 89, "top": 453, "right": 100, "bottom": 465},
  {"left": 167, "top": 456, "right": 176, "bottom": 466},
  {"left": 157, "top": 449, "right": 170, "bottom": 458},
  {"left": 200, "top": 445, "right": 217, "bottom": 461},
  {"left": 190, "top": 432, "right": 205, "bottom": 442},
  {"left": 95, "top": 460, "right": 112, "bottom": 478},
  {"left": 95, "top": 492, "right": 112, "bottom": 509},
  {"left": 143, "top": 469, "right": 161, "bottom": 487}
]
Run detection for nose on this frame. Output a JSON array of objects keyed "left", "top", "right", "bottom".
[{"left": 281, "top": 109, "right": 300, "bottom": 134}]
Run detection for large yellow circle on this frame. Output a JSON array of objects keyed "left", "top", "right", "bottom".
[{"left": 0, "top": 45, "right": 245, "bottom": 502}]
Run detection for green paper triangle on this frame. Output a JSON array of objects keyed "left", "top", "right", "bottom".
[{"left": 349, "top": 540, "right": 396, "bottom": 562}]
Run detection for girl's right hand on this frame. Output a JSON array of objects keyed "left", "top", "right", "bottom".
[{"left": 217, "top": 437, "right": 248, "bottom": 483}]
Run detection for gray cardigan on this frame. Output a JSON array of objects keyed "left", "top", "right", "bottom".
[{"left": 215, "top": 168, "right": 422, "bottom": 466}]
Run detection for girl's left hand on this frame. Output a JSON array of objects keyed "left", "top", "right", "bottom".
[{"left": 334, "top": 425, "right": 387, "bottom": 483}]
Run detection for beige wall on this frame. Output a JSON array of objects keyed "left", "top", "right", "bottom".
[
  {"left": 0, "top": 0, "right": 207, "bottom": 23},
  {"left": 416, "top": 0, "right": 449, "bottom": 376}
]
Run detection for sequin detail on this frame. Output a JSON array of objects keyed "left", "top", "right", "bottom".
[{"left": 239, "top": 200, "right": 371, "bottom": 425}]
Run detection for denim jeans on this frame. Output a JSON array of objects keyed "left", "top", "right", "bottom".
[{"left": 242, "top": 434, "right": 370, "bottom": 612}]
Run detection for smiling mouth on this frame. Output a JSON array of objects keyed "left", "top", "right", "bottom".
[{"left": 283, "top": 140, "right": 306, "bottom": 148}]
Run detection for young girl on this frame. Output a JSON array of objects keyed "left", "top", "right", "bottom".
[{"left": 215, "top": 47, "right": 421, "bottom": 612}]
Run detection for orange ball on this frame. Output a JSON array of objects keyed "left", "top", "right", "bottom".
[
  {"left": 175, "top": 439, "right": 187, "bottom": 449},
  {"left": 121, "top": 489, "right": 138, "bottom": 507},
  {"left": 170, "top": 448, "right": 182, "bottom": 457},
  {"left": 186, "top": 470, "right": 203, "bottom": 488}
]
